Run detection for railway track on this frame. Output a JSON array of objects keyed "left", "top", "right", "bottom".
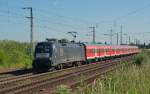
[
  {"left": 0, "top": 73, "right": 33, "bottom": 83},
  {"left": 0, "top": 68, "right": 33, "bottom": 80},
  {"left": 0, "top": 61, "right": 110, "bottom": 94},
  {"left": 0, "top": 55, "right": 134, "bottom": 94}
]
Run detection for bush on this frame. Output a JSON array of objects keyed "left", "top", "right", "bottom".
[
  {"left": 134, "top": 54, "right": 145, "bottom": 65},
  {"left": 0, "top": 40, "right": 32, "bottom": 69}
]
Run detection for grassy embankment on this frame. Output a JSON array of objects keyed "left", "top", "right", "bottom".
[
  {"left": 0, "top": 40, "right": 32, "bottom": 70},
  {"left": 55, "top": 50, "right": 150, "bottom": 94}
]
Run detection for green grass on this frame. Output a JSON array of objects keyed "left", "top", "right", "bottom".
[
  {"left": 55, "top": 85, "right": 72, "bottom": 94},
  {"left": 55, "top": 50, "right": 150, "bottom": 94},
  {"left": 0, "top": 40, "right": 32, "bottom": 69},
  {"left": 77, "top": 50, "right": 150, "bottom": 94}
]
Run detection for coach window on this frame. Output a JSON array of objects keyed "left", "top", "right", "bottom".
[
  {"left": 97, "top": 49, "right": 99, "bottom": 53},
  {"left": 92, "top": 49, "right": 95, "bottom": 53},
  {"left": 106, "top": 48, "right": 109, "bottom": 53},
  {"left": 112, "top": 49, "right": 114, "bottom": 52},
  {"left": 98, "top": 49, "right": 100, "bottom": 53},
  {"left": 99, "top": 49, "right": 102, "bottom": 53},
  {"left": 88, "top": 49, "right": 91, "bottom": 54},
  {"left": 116, "top": 49, "right": 118, "bottom": 52},
  {"left": 89, "top": 49, "right": 91, "bottom": 54},
  {"left": 112, "top": 49, "right": 115, "bottom": 52},
  {"left": 118, "top": 49, "right": 120, "bottom": 52},
  {"left": 103, "top": 49, "right": 105, "bottom": 53}
]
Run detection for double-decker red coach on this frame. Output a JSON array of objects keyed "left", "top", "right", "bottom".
[{"left": 85, "top": 44, "right": 139, "bottom": 62}]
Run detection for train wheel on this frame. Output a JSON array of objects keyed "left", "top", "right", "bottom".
[
  {"left": 55, "top": 64, "right": 63, "bottom": 70},
  {"left": 73, "top": 62, "right": 80, "bottom": 67},
  {"left": 77, "top": 62, "right": 81, "bottom": 66},
  {"left": 48, "top": 67, "right": 56, "bottom": 72},
  {"left": 75, "top": 62, "right": 81, "bottom": 67}
]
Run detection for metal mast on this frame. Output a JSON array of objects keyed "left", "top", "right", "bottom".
[
  {"left": 120, "top": 25, "right": 123, "bottom": 45},
  {"left": 89, "top": 26, "right": 96, "bottom": 44},
  {"left": 23, "top": 7, "right": 34, "bottom": 58}
]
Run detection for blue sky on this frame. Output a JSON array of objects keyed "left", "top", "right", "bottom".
[{"left": 0, "top": 0, "right": 150, "bottom": 44}]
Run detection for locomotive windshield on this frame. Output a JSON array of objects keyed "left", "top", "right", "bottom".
[{"left": 34, "top": 42, "right": 53, "bottom": 58}]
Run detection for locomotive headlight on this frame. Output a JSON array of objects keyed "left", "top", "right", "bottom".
[
  {"left": 49, "top": 57, "right": 52, "bottom": 60},
  {"left": 53, "top": 45, "right": 55, "bottom": 49}
]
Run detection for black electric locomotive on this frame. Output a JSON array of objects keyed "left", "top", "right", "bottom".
[{"left": 32, "top": 39, "right": 86, "bottom": 70}]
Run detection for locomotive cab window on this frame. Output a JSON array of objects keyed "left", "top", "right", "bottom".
[{"left": 35, "top": 42, "right": 53, "bottom": 57}]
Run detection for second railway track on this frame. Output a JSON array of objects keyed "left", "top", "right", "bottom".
[{"left": 0, "top": 68, "right": 33, "bottom": 81}]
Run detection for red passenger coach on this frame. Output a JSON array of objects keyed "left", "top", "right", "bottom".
[
  {"left": 85, "top": 44, "right": 112, "bottom": 62},
  {"left": 85, "top": 45, "right": 97, "bottom": 60},
  {"left": 103, "top": 46, "right": 111, "bottom": 57},
  {"left": 84, "top": 44, "right": 139, "bottom": 63},
  {"left": 97, "top": 46, "right": 106, "bottom": 58}
]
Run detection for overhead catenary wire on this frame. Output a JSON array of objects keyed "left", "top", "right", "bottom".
[
  {"left": 1, "top": 1, "right": 150, "bottom": 43},
  {"left": 2, "top": 1, "right": 150, "bottom": 25},
  {"left": 0, "top": 9, "right": 27, "bottom": 18},
  {"left": 33, "top": 9, "right": 89, "bottom": 30},
  {"left": 0, "top": 9, "right": 83, "bottom": 31},
  {"left": 114, "top": 3, "right": 150, "bottom": 21},
  {"left": 35, "top": 17, "right": 80, "bottom": 30},
  {"left": 1, "top": 0, "right": 95, "bottom": 25},
  {"left": 0, "top": 15, "right": 68, "bottom": 35},
  {"left": 109, "top": 3, "right": 150, "bottom": 45},
  {"left": 0, "top": 3, "right": 93, "bottom": 29},
  {"left": 34, "top": 8, "right": 94, "bottom": 25}
]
